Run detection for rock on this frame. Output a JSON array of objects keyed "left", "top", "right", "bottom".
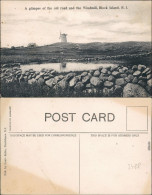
[
  {"left": 54, "top": 76, "right": 63, "bottom": 83},
  {"left": 40, "top": 72, "right": 45, "bottom": 76},
  {"left": 37, "top": 78, "right": 44, "bottom": 85},
  {"left": 51, "top": 70, "right": 56, "bottom": 75},
  {"left": 132, "top": 77, "right": 138, "bottom": 84},
  {"left": 123, "top": 83, "right": 150, "bottom": 97},
  {"left": 24, "top": 71, "right": 30, "bottom": 76},
  {"left": 90, "top": 77, "right": 102, "bottom": 87},
  {"left": 74, "top": 82, "right": 84, "bottom": 90},
  {"left": 128, "top": 74, "right": 134, "bottom": 81},
  {"left": 112, "top": 71, "right": 120, "bottom": 77},
  {"left": 35, "top": 75, "right": 41, "bottom": 80},
  {"left": 98, "top": 67, "right": 102, "bottom": 71},
  {"left": 82, "top": 75, "right": 90, "bottom": 84},
  {"left": 69, "top": 77, "right": 79, "bottom": 87},
  {"left": 125, "top": 77, "right": 131, "bottom": 83},
  {"left": 58, "top": 75, "right": 64, "bottom": 80},
  {"left": 28, "top": 78, "right": 36, "bottom": 85},
  {"left": 89, "top": 70, "right": 94, "bottom": 75},
  {"left": 29, "top": 69, "right": 34, "bottom": 73},
  {"left": 28, "top": 75, "right": 32, "bottom": 80},
  {"left": 146, "top": 86, "right": 152, "bottom": 94},
  {"left": 132, "top": 65, "right": 138, "bottom": 71},
  {"left": 115, "top": 78, "right": 125, "bottom": 86},
  {"left": 23, "top": 76, "right": 28, "bottom": 82},
  {"left": 139, "top": 76, "right": 147, "bottom": 81},
  {"left": 147, "top": 79, "right": 152, "bottom": 87},
  {"left": 120, "top": 74, "right": 127, "bottom": 78},
  {"left": 119, "top": 68, "right": 125, "bottom": 73},
  {"left": 104, "top": 81, "right": 113, "bottom": 88},
  {"left": 122, "top": 67, "right": 128, "bottom": 72},
  {"left": 45, "top": 78, "right": 55, "bottom": 88},
  {"left": 133, "top": 71, "right": 141, "bottom": 76},
  {"left": 108, "top": 75, "right": 115, "bottom": 82},
  {"left": 114, "top": 85, "right": 123, "bottom": 96},
  {"left": 101, "top": 68, "right": 108, "bottom": 74},
  {"left": 43, "top": 75, "right": 50, "bottom": 80},
  {"left": 147, "top": 74, "right": 152, "bottom": 80},
  {"left": 81, "top": 72, "right": 88, "bottom": 77},
  {"left": 138, "top": 80, "right": 147, "bottom": 87},
  {"left": 110, "top": 65, "right": 118, "bottom": 71},
  {"left": 86, "top": 83, "right": 92, "bottom": 88},
  {"left": 138, "top": 64, "right": 146, "bottom": 71},
  {"left": 93, "top": 70, "right": 100, "bottom": 77},
  {"left": 142, "top": 67, "right": 150, "bottom": 74},
  {"left": 128, "top": 69, "right": 134, "bottom": 74},
  {"left": 58, "top": 79, "right": 68, "bottom": 89},
  {"left": 103, "top": 87, "right": 113, "bottom": 97},
  {"left": 66, "top": 73, "right": 75, "bottom": 81},
  {"left": 85, "top": 88, "right": 98, "bottom": 94},
  {"left": 88, "top": 73, "right": 92, "bottom": 78}
]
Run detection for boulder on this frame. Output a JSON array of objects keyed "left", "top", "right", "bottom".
[
  {"left": 58, "top": 79, "right": 68, "bottom": 89},
  {"left": 114, "top": 85, "right": 123, "bottom": 96},
  {"left": 90, "top": 77, "right": 102, "bottom": 87},
  {"left": 139, "top": 76, "right": 147, "bottom": 81},
  {"left": 51, "top": 70, "right": 56, "bottom": 75},
  {"left": 138, "top": 80, "right": 147, "bottom": 87},
  {"left": 138, "top": 65, "right": 146, "bottom": 71},
  {"left": 127, "top": 74, "right": 134, "bottom": 81},
  {"left": 147, "top": 79, "right": 152, "bottom": 87},
  {"left": 103, "top": 87, "right": 113, "bottom": 97},
  {"left": 35, "top": 75, "right": 41, "bottom": 80},
  {"left": 93, "top": 70, "right": 100, "bottom": 77},
  {"left": 43, "top": 76, "right": 50, "bottom": 81},
  {"left": 69, "top": 77, "right": 79, "bottom": 87},
  {"left": 133, "top": 71, "right": 141, "bottom": 76},
  {"left": 115, "top": 78, "right": 125, "bottom": 86},
  {"left": 37, "top": 78, "right": 45, "bottom": 85},
  {"left": 54, "top": 76, "right": 63, "bottom": 83},
  {"left": 101, "top": 68, "right": 108, "bottom": 74},
  {"left": 142, "top": 67, "right": 150, "bottom": 74},
  {"left": 28, "top": 78, "right": 36, "bottom": 85},
  {"left": 123, "top": 83, "right": 150, "bottom": 97},
  {"left": 81, "top": 72, "right": 88, "bottom": 77},
  {"left": 74, "top": 82, "right": 84, "bottom": 90},
  {"left": 112, "top": 71, "right": 120, "bottom": 77},
  {"left": 86, "top": 83, "right": 92, "bottom": 88},
  {"left": 132, "top": 77, "right": 138, "bottom": 84},
  {"left": 104, "top": 81, "right": 113, "bottom": 88},
  {"left": 108, "top": 75, "right": 115, "bottom": 82},
  {"left": 45, "top": 78, "right": 55, "bottom": 88},
  {"left": 147, "top": 74, "right": 152, "bottom": 80},
  {"left": 82, "top": 75, "right": 90, "bottom": 84},
  {"left": 119, "top": 68, "right": 125, "bottom": 73},
  {"left": 122, "top": 67, "right": 128, "bottom": 72},
  {"left": 66, "top": 73, "right": 75, "bottom": 81},
  {"left": 120, "top": 73, "right": 127, "bottom": 78}
]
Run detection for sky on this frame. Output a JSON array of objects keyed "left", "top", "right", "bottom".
[{"left": 1, "top": 1, "right": 151, "bottom": 47}]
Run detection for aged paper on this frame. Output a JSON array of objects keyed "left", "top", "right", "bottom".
[{"left": 1, "top": 0, "right": 152, "bottom": 195}]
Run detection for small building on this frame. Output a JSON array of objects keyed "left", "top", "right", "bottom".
[{"left": 59, "top": 32, "right": 67, "bottom": 43}]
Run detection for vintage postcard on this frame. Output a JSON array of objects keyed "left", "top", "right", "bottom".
[{"left": 0, "top": 0, "right": 151, "bottom": 195}]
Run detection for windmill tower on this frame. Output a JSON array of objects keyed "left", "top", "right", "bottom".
[{"left": 59, "top": 32, "right": 67, "bottom": 43}]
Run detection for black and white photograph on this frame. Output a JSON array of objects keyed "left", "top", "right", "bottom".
[{"left": 1, "top": 1, "right": 151, "bottom": 97}]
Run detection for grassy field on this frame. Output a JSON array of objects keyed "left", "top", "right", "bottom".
[{"left": 1, "top": 42, "right": 151, "bottom": 65}]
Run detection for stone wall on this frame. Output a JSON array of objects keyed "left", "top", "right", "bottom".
[{"left": 1, "top": 64, "right": 151, "bottom": 97}]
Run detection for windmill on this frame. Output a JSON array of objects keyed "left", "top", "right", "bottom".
[{"left": 59, "top": 32, "right": 68, "bottom": 43}]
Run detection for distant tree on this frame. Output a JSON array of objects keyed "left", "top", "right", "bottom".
[{"left": 27, "top": 43, "right": 37, "bottom": 48}]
